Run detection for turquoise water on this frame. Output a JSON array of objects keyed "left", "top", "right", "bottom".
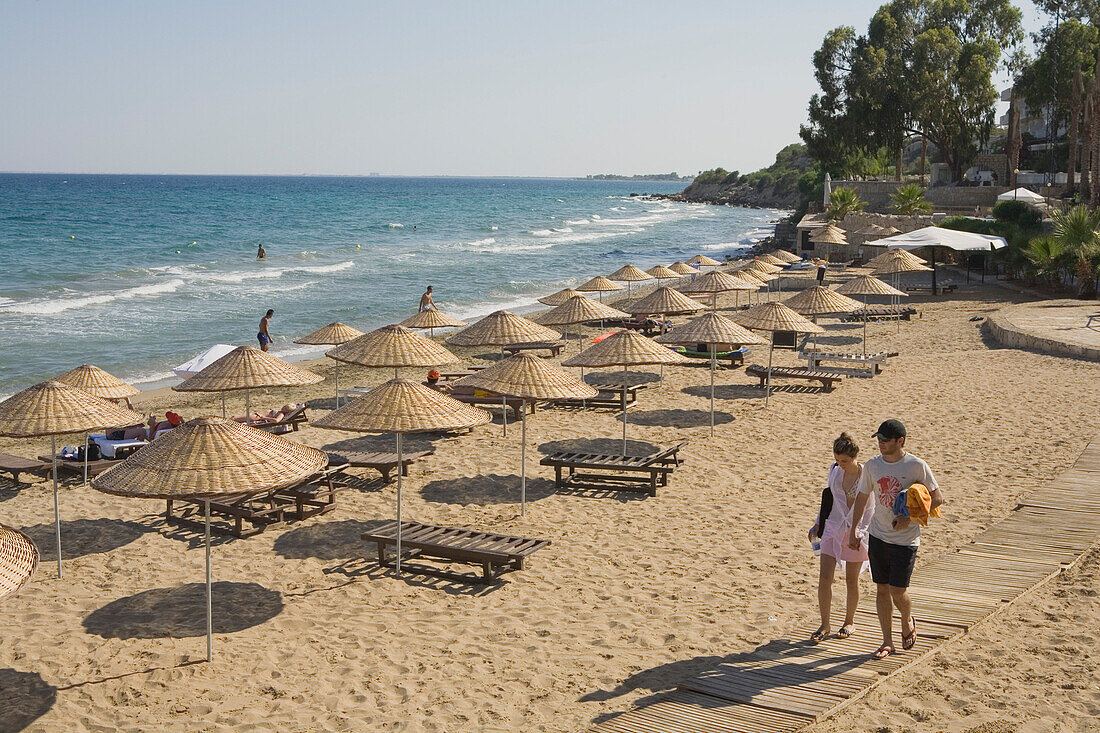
[{"left": 0, "top": 174, "right": 783, "bottom": 394}]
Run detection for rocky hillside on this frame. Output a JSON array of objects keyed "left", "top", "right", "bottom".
[
  {"left": 660, "top": 143, "right": 814, "bottom": 210},
  {"left": 662, "top": 181, "right": 802, "bottom": 208}
]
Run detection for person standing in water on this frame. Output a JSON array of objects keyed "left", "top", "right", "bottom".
[
  {"left": 419, "top": 286, "right": 436, "bottom": 312},
  {"left": 258, "top": 309, "right": 274, "bottom": 351},
  {"left": 257, "top": 244, "right": 266, "bottom": 259}
]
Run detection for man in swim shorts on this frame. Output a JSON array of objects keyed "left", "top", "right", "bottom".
[{"left": 258, "top": 309, "right": 274, "bottom": 351}]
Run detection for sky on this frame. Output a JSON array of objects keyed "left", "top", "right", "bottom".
[{"left": 0, "top": 1, "right": 1046, "bottom": 178}]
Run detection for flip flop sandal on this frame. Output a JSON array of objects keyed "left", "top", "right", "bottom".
[
  {"left": 873, "top": 644, "right": 894, "bottom": 659},
  {"left": 902, "top": 618, "right": 917, "bottom": 650},
  {"left": 837, "top": 624, "right": 854, "bottom": 639},
  {"left": 809, "top": 627, "right": 829, "bottom": 644}
]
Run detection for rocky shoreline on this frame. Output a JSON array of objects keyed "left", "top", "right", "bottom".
[{"left": 653, "top": 180, "right": 802, "bottom": 209}]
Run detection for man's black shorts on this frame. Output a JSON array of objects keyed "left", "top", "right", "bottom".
[{"left": 868, "top": 535, "right": 918, "bottom": 587}]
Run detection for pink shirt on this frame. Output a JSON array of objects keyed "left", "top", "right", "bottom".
[{"left": 820, "top": 463, "right": 874, "bottom": 565}]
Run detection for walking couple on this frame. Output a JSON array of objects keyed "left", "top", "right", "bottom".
[{"left": 810, "top": 419, "right": 944, "bottom": 659}]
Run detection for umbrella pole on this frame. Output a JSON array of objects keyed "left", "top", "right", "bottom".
[
  {"left": 622, "top": 365, "right": 628, "bottom": 456},
  {"left": 221, "top": 394, "right": 226, "bottom": 419},
  {"left": 245, "top": 390, "right": 251, "bottom": 423},
  {"left": 335, "top": 363, "right": 340, "bottom": 409},
  {"left": 710, "top": 350, "right": 716, "bottom": 437},
  {"left": 501, "top": 348, "right": 507, "bottom": 437},
  {"left": 520, "top": 409, "right": 527, "bottom": 515},
  {"left": 863, "top": 296, "right": 869, "bottom": 356},
  {"left": 52, "top": 436, "right": 62, "bottom": 579},
  {"left": 765, "top": 340, "right": 774, "bottom": 407},
  {"left": 205, "top": 499, "right": 213, "bottom": 662},
  {"left": 84, "top": 433, "right": 89, "bottom": 486},
  {"left": 395, "top": 432, "right": 403, "bottom": 575}
]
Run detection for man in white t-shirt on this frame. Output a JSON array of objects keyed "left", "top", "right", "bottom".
[{"left": 848, "top": 419, "right": 943, "bottom": 659}]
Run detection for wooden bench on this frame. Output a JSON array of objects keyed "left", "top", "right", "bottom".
[
  {"left": 326, "top": 449, "right": 435, "bottom": 482},
  {"left": 165, "top": 467, "right": 357, "bottom": 538},
  {"left": 0, "top": 454, "right": 52, "bottom": 485},
  {"left": 502, "top": 341, "right": 565, "bottom": 357},
  {"left": 745, "top": 364, "right": 846, "bottom": 392},
  {"left": 447, "top": 386, "right": 532, "bottom": 421},
  {"left": 675, "top": 346, "right": 749, "bottom": 367},
  {"left": 539, "top": 442, "right": 686, "bottom": 497},
  {"left": 39, "top": 455, "right": 118, "bottom": 479},
  {"left": 552, "top": 383, "right": 647, "bottom": 410},
  {"left": 801, "top": 350, "right": 898, "bottom": 377},
  {"left": 1086, "top": 313, "right": 1100, "bottom": 329},
  {"left": 905, "top": 283, "right": 957, "bottom": 294},
  {"left": 591, "top": 317, "right": 668, "bottom": 336},
  {"left": 362, "top": 521, "right": 551, "bottom": 582},
  {"left": 840, "top": 307, "right": 917, "bottom": 322}
]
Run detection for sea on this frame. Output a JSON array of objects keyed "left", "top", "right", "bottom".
[{"left": 0, "top": 174, "right": 784, "bottom": 395}]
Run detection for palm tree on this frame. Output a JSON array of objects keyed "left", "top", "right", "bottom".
[
  {"left": 1052, "top": 205, "right": 1100, "bottom": 299},
  {"left": 825, "top": 187, "right": 866, "bottom": 221},
  {"left": 890, "top": 184, "right": 933, "bottom": 215},
  {"left": 1024, "top": 236, "right": 1067, "bottom": 289}
]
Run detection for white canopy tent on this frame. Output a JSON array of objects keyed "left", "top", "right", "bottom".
[
  {"left": 997, "top": 187, "right": 1047, "bottom": 205},
  {"left": 172, "top": 344, "right": 237, "bottom": 379},
  {"left": 875, "top": 226, "right": 1007, "bottom": 291}
]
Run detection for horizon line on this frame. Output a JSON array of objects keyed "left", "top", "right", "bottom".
[{"left": 0, "top": 171, "right": 694, "bottom": 180}]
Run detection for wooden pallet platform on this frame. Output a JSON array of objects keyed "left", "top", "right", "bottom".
[{"left": 591, "top": 436, "right": 1100, "bottom": 732}]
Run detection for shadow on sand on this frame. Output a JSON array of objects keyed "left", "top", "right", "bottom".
[{"left": 0, "top": 669, "right": 56, "bottom": 732}]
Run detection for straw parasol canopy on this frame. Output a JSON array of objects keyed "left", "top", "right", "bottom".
[
  {"left": 880, "top": 226, "right": 901, "bottom": 235},
  {"left": 656, "top": 312, "right": 766, "bottom": 435},
  {"left": 734, "top": 303, "right": 824, "bottom": 405},
  {"left": 330, "top": 325, "right": 459, "bottom": 370},
  {"left": 0, "top": 381, "right": 144, "bottom": 438},
  {"left": 454, "top": 354, "right": 597, "bottom": 513},
  {"left": 868, "top": 249, "right": 929, "bottom": 271},
  {"left": 293, "top": 322, "right": 364, "bottom": 346},
  {"left": 646, "top": 264, "right": 682, "bottom": 281},
  {"left": 858, "top": 223, "right": 887, "bottom": 236},
  {"left": 625, "top": 287, "right": 706, "bottom": 316},
  {"left": 771, "top": 250, "right": 802, "bottom": 264},
  {"left": 741, "top": 259, "right": 783, "bottom": 276},
  {"left": 756, "top": 254, "right": 788, "bottom": 267},
  {"left": 872, "top": 257, "right": 933, "bottom": 276},
  {"left": 576, "top": 275, "right": 624, "bottom": 294},
  {"left": 174, "top": 346, "right": 323, "bottom": 393},
  {"left": 92, "top": 416, "right": 325, "bottom": 661},
  {"left": 564, "top": 330, "right": 688, "bottom": 454},
  {"left": 54, "top": 364, "right": 139, "bottom": 401},
  {"left": 608, "top": 264, "right": 654, "bottom": 282},
  {"left": 446, "top": 311, "right": 560, "bottom": 348},
  {"left": 688, "top": 254, "right": 722, "bottom": 267},
  {"left": 537, "top": 288, "right": 585, "bottom": 307},
  {"left": 669, "top": 261, "right": 700, "bottom": 276},
  {"left": 0, "top": 380, "right": 145, "bottom": 578},
  {"left": 398, "top": 310, "right": 468, "bottom": 331},
  {"left": 538, "top": 295, "right": 630, "bottom": 326},
  {"left": 835, "top": 274, "right": 906, "bottom": 297},
  {"left": 313, "top": 380, "right": 491, "bottom": 573},
  {"left": 811, "top": 223, "right": 848, "bottom": 244},
  {"left": 783, "top": 286, "right": 863, "bottom": 316},
  {"left": 0, "top": 523, "right": 39, "bottom": 603},
  {"left": 92, "top": 416, "right": 327, "bottom": 500},
  {"left": 681, "top": 270, "right": 758, "bottom": 294}
]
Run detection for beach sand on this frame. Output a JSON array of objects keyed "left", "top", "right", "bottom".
[{"left": 1, "top": 275, "right": 1098, "bottom": 732}]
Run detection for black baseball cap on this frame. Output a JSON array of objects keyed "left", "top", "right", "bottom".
[{"left": 872, "top": 419, "right": 906, "bottom": 441}]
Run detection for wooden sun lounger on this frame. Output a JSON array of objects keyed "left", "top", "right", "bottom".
[
  {"left": 362, "top": 520, "right": 551, "bottom": 582},
  {"left": 0, "top": 454, "right": 53, "bottom": 485},
  {"left": 590, "top": 317, "right": 667, "bottom": 336},
  {"left": 801, "top": 350, "right": 899, "bottom": 376},
  {"left": 165, "top": 467, "right": 360, "bottom": 538},
  {"left": 905, "top": 283, "right": 957, "bottom": 294},
  {"left": 551, "top": 382, "right": 647, "bottom": 410},
  {"left": 239, "top": 404, "right": 309, "bottom": 434},
  {"left": 840, "top": 306, "right": 917, "bottom": 322},
  {"left": 447, "top": 387, "right": 532, "bottom": 421},
  {"left": 39, "top": 455, "right": 118, "bottom": 478},
  {"left": 675, "top": 346, "right": 749, "bottom": 367},
  {"left": 326, "top": 449, "right": 435, "bottom": 482},
  {"left": 502, "top": 341, "right": 565, "bottom": 357},
  {"left": 745, "top": 364, "right": 846, "bottom": 392},
  {"left": 539, "top": 441, "right": 687, "bottom": 496}
]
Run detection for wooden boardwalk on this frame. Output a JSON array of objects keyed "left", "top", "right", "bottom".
[{"left": 591, "top": 437, "right": 1100, "bottom": 732}]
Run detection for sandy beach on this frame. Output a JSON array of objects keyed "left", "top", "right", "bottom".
[{"left": 2, "top": 274, "right": 1098, "bottom": 732}]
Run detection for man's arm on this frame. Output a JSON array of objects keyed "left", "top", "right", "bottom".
[{"left": 930, "top": 488, "right": 943, "bottom": 511}]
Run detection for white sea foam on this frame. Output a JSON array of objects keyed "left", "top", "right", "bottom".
[
  {"left": 529, "top": 229, "right": 554, "bottom": 237},
  {"left": 0, "top": 278, "right": 186, "bottom": 315},
  {"left": 564, "top": 219, "right": 589, "bottom": 225},
  {"left": 387, "top": 223, "right": 404, "bottom": 228}
]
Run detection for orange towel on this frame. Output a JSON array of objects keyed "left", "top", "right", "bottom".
[{"left": 906, "top": 482, "right": 941, "bottom": 526}]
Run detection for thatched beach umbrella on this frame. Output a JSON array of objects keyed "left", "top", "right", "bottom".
[
  {"left": 92, "top": 417, "right": 325, "bottom": 660},
  {"left": 868, "top": 248, "right": 929, "bottom": 269},
  {"left": 576, "top": 275, "right": 624, "bottom": 303},
  {"left": 0, "top": 381, "right": 144, "bottom": 578},
  {"left": 537, "top": 295, "right": 630, "bottom": 353},
  {"left": 294, "top": 322, "right": 365, "bottom": 408},
  {"left": 0, "top": 523, "right": 39, "bottom": 603},
  {"left": 771, "top": 250, "right": 802, "bottom": 264},
  {"left": 331, "top": 324, "right": 459, "bottom": 378},
  {"left": 399, "top": 309, "right": 468, "bottom": 339},
  {"left": 872, "top": 254, "right": 932, "bottom": 333},
  {"left": 174, "top": 345, "right": 323, "bottom": 420},
  {"left": 313, "top": 381, "right": 490, "bottom": 572},
  {"left": 656, "top": 313, "right": 766, "bottom": 435},
  {"left": 669, "top": 261, "right": 701, "bottom": 276},
  {"left": 836, "top": 275, "right": 906, "bottom": 354},
  {"left": 681, "top": 270, "right": 759, "bottom": 309},
  {"left": 54, "top": 364, "right": 140, "bottom": 403},
  {"left": 741, "top": 259, "right": 786, "bottom": 295},
  {"left": 783, "top": 286, "right": 862, "bottom": 350},
  {"left": 608, "top": 264, "right": 654, "bottom": 300},
  {"left": 734, "top": 303, "right": 823, "bottom": 405},
  {"left": 756, "top": 254, "right": 788, "bottom": 267},
  {"left": 624, "top": 287, "right": 706, "bottom": 318},
  {"left": 646, "top": 264, "right": 682, "bottom": 286},
  {"left": 537, "top": 288, "right": 584, "bottom": 307},
  {"left": 455, "top": 354, "right": 596, "bottom": 514},
  {"left": 563, "top": 330, "right": 688, "bottom": 455},
  {"left": 811, "top": 223, "right": 848, "bottom": 262},
  {"left": 688, "top": 254, "right": 722, "bottom": 269}
]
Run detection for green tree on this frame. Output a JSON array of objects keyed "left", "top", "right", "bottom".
[
  {"left": 800, "top": 0, "right": 1023, "bottom": 182},
  {"left": 890, "top": 184, "right": 933, "bottom": 214},
  {"left": 826, "top": 187, "right": 866, "bottom": 220},
  {"left": 1024, "top": 236, "right": 1068, "bottom": 287},
  {"left": 1015, "top": 19, "right": 1100, "bottom": 140},
  {"left": 1052, "top": 205, "right": 1100, "bottom": 298}
]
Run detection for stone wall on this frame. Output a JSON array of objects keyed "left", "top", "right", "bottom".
[{"left": 832, "top": 180, "right": 1008, "bottom": 213}]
